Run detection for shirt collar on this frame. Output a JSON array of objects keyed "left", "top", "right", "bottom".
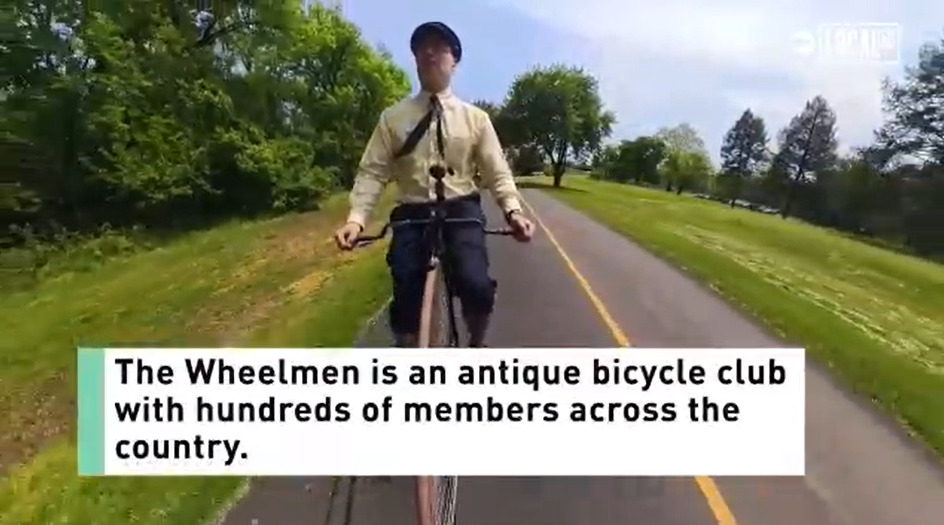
[{"left": 417, "top": 87, "right": 454, "bottom": 103}]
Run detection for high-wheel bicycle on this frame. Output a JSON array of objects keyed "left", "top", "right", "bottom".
[{"left": 350, "top": 165, "right": 514, "bottom": 525}]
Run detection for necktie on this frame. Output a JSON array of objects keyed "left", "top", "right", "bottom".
[{"left": 394, "top": 94, "right": 446, "bottom": 160}]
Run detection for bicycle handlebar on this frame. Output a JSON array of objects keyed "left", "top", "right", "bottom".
[{"left": 354, "top": 218, "right": 514, "bottom": 247}]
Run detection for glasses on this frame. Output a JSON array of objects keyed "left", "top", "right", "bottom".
[{"left": 413, "top": 38, "right": 452, "bottom": 56}]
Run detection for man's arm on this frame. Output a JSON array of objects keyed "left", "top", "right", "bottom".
[
  {"left": 473, "top": 112, "right": 522, "bottom": 218},
  {"left": 346, "top": 111, "right": 394, "bottom": 229}
]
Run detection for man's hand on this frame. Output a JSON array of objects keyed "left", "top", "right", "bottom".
[
  {"left": 334, "top": 222, "right": 363, "bottom": 250},
  {"left": 506, "top": 211, "right": 535, "bottom": 242}
]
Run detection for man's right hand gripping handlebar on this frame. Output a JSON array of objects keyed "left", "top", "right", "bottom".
[
  {"left": 334, "top": 221, "right": 365, "bottom": 251},
  {"left": 504, "top": 209, "right": 535, "bottom": 242}
]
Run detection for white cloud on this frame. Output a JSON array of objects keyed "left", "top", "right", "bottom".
[{"left": 488, "top": 0, "right": 942, "bottom": 160}]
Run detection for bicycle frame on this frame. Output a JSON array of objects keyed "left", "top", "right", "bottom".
[{"left": 346, "top": 165, "right": 514, "bottom": 525}]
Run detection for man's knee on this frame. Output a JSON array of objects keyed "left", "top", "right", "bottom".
[
  {"left": 451, "top": 259, "right": 496, "bottom": 314},
  {"left": 447, "top": 226, "right": 495, "bottom": 314},
  {"left": 387, "top": 226, "right": 428, "bottom": 336},
  {"left": 460, "top": 274, "right": 496, "bottom": 313}
]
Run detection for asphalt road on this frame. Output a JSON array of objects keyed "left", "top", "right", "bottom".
[{"left": 216, "top": 188, "right": 944, "bottom": 525}]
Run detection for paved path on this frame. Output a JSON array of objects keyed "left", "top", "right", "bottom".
[{"left": 217, "top": 188, "right": 944, "bottom": 525}]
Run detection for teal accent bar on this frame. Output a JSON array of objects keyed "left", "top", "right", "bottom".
[{"left": 77, "top": 347, "right": 105, "bottom": 476}]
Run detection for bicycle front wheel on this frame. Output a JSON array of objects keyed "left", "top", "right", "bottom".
[{"left": 434, "top": 475, "right": 458, "bottom": 525}]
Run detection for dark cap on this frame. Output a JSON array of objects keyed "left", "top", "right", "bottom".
[{"left": 410, "top": 21, "right": 462, "bottom": 62}]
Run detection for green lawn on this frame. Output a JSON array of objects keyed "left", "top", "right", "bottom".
[
  {"left": 0, "top": 192, "right": 395, "bottom": 525},
  {"left": 526, "top": 175, "right": 944, "bottom": 457}
]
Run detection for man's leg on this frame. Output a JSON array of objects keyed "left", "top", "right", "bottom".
[
  {"left": 464, "top": 311, "right": 491, "bottom": 347},
  {"left": 445, "top": 210, "right": 497, "bottom": 347},
  {"left": 387, "top": 224, "right": 429, "bottom": 347}
]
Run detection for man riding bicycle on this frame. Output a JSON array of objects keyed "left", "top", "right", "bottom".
[{"left": 334, "top": 21, "right": 535, "bottom": 350}]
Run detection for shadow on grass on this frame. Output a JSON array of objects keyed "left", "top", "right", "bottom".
[{"left": 515, "top": 179, "right": 589, "bottom": 194}]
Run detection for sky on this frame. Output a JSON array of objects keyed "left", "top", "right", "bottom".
[{"left": 337, "top": 0, "right": 943, "bottom": 163}]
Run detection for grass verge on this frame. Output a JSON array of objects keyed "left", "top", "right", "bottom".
[
  {"left": 0, "top": 191, "right": 395, "bottom": 525},
  {"left": 525, "top": 175, "right": 944, "bottom": 457}
]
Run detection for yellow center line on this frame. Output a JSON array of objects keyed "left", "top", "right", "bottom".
[{"left": 520, "top": 195, "right": 740, "bottom": 525}]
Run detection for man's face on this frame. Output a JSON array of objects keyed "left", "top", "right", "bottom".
[{"left": 413, "top": 32, "right": 455, "bottom": 90}]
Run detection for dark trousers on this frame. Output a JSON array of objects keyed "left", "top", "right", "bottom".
[{"left": 386, "top": 193, "right": 496, "bottom": 335}]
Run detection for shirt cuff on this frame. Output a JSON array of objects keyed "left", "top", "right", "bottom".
[
  {"left": 498, "top": 196, "right": 523, "bottom": 216},
  {"left": 346, "top": 211, "right": 367, "bottom": 229}
]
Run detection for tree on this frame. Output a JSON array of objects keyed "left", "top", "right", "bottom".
[
  {"left": 719, "top": 109, "right": 769, "bottom": 206},
  {"left": 655, "top": 123, "right": 709, "bottom": 158},
  {"left": 771, "top": 95, "right": 838, "bottom": 218},
  {"left": 625, "top": 137, "right": 668, "bottom": 185},
  {"left": 501, "top": 64, "right": 615, "bottom": 187},
  {"left": 655, "top": 123, "right": 712, "bottom": 193},
  {"left": 598, "top": 136, "right": 666, "bottom": 184},
  {"left": 661, "top": 150, "right": 713, "bottom": 195},
  {"left": 872, "top": 36, "right": 944, "bottom": 165},
  {"left": 867, "top": 34, "right": 944, "bottom": 255}
]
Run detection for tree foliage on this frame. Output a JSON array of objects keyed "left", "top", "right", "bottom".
[
  {"left": 660, "top": 149, "right": 713, "bottom": 195},
  {"left": 872, "top": 37, "right": 944, "bottom": 166},
  {"left": 655, "top": 123, "right": 709, "bottom": 159},
  {"left": 719, "top": 109, "right": 769, "bottom": 206},
  {"left": 1, "top": 0, "right": 409, "bottom": 246},
  {"left": 592, "top": 137, "right": 667, "bottom": 185},
  {"left": 771, "top": 96, "right": 839, "bottom": 217},
  {"left": 500, "top": 64, "right": 615, "bottom": 187},
  {"left": 655, "top": 124, "right": 713, "bottom": 193}
]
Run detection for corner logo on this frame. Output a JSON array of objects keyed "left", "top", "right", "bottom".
[{"left": 791, "top": 23, "right": 900, "bottom": 64}]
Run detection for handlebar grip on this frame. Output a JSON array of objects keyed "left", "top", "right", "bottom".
[
  {"left": 485, "top": 228, "right": 515, "bottom": 235},
  {"left": 353, "top": 223, "right": 390, "bottom": 247},
  {"left": 353, "top": 236, "right": 381, "bottom": 246}
]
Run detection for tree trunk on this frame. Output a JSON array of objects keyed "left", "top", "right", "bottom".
[{"left": 552, "top": 161, "right": 566, "bottom": 187}]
